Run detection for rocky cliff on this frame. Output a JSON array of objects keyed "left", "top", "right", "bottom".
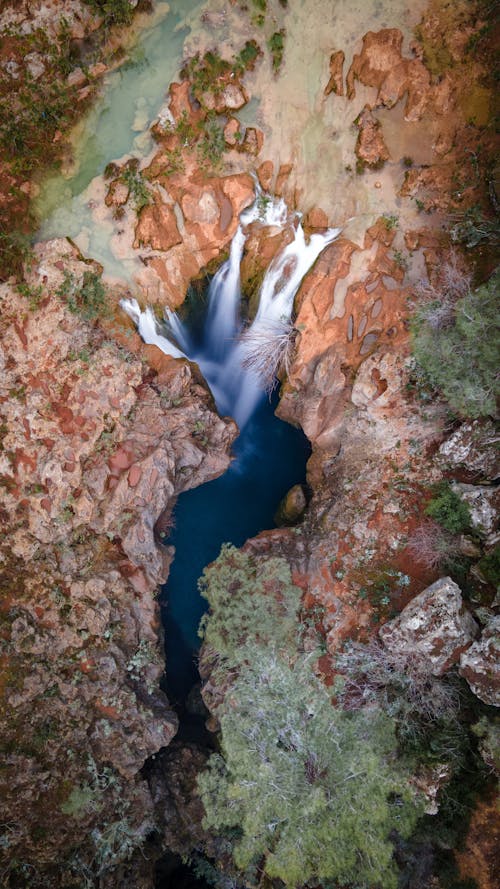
[{"left": 0, "top": 0, "right": 498, "bottom": 887}]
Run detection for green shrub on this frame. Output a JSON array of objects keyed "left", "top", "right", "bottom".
[
  {"left": 198, "top": 651, "right": 422, "bottom": 889},
  {"left": 411, "top": 269, "right": 500, "bottom": 418},
  {"left": 57, "top": 270, "right": 110, "bottom": 320},
  {"left": 198, "top": 545, "right": 301, "bottom": 671},
  {"left": 268, "top": 30, "right": 285, "bottom": 72},
  {"left": 120, "top": 167, "right": 151, "bottom": 212},
  {"left": 83, "top": 0, "right": 135, "bottom": 26},
  {"left": 425, "top": 483, "right": 472, "bottom": 534},
  {"left": 196, "top": 115, "right": 226, "bottom": 171}
]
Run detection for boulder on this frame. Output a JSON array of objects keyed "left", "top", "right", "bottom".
[
  {"left": 451, "top": 483, "right": 499, "bottom": 538},
  {"left": 437, "top": 419, "right": 500, "bottom": 481},
  {"left": 459, "top": 615, "right": 500, "bottom": 706},
  {"left": 379, "top": 577, "right": 478, "bottom": 675},
  {"left": 275, "top": 484, "right": 307, "bottom": 525}
]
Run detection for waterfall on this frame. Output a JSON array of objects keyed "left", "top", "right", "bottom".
[{"left": 121, "top": 192, "right": 340, "bottom": 429}]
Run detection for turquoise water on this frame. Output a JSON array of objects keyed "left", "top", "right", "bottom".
[
  {"left": 35, "top": 0, "right": 203, "bottom": 276},
  {"left": 161, "top": 391, "right": 310, "bottom": 703}
]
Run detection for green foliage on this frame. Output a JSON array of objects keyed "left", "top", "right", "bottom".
[
  {"left": 61, "top": 784, "right": 98, "bottom": 819},
  {"left": 198, "top": 651, "right": 422, "bottom": 889},
  {"left": 234, "top": 40, "right": 260, "bottom": 73},
  {"left": 476, "top": 544, "right": 500, "bottom": 587},
  {"left": 198, "top": 545, "right": 301, "bottom": 671},
  {"left": 268, "top": 30, "right": 286, "bottom": 72},
  {"left": 83, "top": 0, "right": 134, "bottom": 26},
  {"left": 382, "top": 213, "right": 398, "bottom": 230},
  {"left": 0, "top": 229, "right": 33, "bottom": 281},
  {"left": 411, "top": 269, "right": 500, "bottom": 417},
  {"left": 56, "top": 269, "right": 110, "bottom": 321},
  {"left": 120, "top": 167, "right": 152, "bottom": 212},
  {"left": 197, "top": 115, "right": 226, "bottom": 171},
  {"left": 450, "top": 205, "right": 499, "bottom": 248},
  {"left": 425, "top": 483, "right": 472, "bottom": 534},
  {"left": 16, "top": 281, "right": 43, "bottom": 310}
]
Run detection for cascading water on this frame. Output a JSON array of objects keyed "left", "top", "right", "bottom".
[
  {"left": 121, "top": 191, "right": 340, "bottom": 427},
  {"left": 122, "top": 192, "right": 340, "bottom": 701}
]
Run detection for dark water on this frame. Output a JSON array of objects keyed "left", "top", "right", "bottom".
[{"left": 160, "top": 390, "right": 310, "bottom": 703}]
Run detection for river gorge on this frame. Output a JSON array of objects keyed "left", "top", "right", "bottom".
[{"left": 0, "top": 1, "right": 498, "bottom": 888}]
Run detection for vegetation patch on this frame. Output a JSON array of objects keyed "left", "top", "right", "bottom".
[
  {"left": 411, "top": 267, "right": 500, "bottom": 418},
  {"left": 56, "top": 269, "right": 111, "bottom": 321},
  {"left": 268, "top": 30, "right": 286, "bottom": 73}
]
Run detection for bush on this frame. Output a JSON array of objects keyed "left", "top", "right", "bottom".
[
  {"left": 198, "top": 545, "right": 301, "bottom": 672},
  {"left": 425, "top": 483, "right": 472, "bottom": 534},
  {"left": 83, "top": 0, "right": 135, "bottom": 26},
  {"left": 407, "top": 520, "right": 461, "bottom": 570},
  {"left": 198, "top": 650, "right": 422, "bottom": 889},
  {"left": 57, "top": 270, "right": 110, "bottom": 320},
  {"left": 120, "top": 167, "right": 151, "bottom": 212},
  {"left": 411, "top": 268, "right": 500, "bottom": 418}
]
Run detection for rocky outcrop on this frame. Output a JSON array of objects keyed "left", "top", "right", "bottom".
[
  {"left": 379, "top": 578, "right": 478, "bottom": 675},
  {"left": 324, "top": 50, "right": 345, "bottom": 96},
  {"left": 355, "top": 105, "right": 390, "bottom": 168},
  {"left": 451, "top": 483, "right": 499, "bottom": 539},
  {"left": 0, "top": 241, "right": 236, "bottom": 881},
  {"left": 346, "top": 28, "right": 432, "bottom": 120},
  {"left": 459, "top": 614, "right": 500, "bottom": 706},
  {"left": 438, "top": 420, "right": 500, "bottom": 482}
]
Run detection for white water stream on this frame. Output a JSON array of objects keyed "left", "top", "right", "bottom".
[{"left": 121, "top": 191, "right": 340, "bottom": 428}]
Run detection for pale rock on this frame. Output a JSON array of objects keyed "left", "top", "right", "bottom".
[
  {"left": 451, "top": 483, "right": 499, "bottom": 537},
  {"left": 379, "top": 577, "right": 478, "bottom": 675},
  {"left": 438, "top": 420, "right": 499, "bottom": 481},
  {"left": 459, "top": 615, "right": 500, "bottom": 707}
]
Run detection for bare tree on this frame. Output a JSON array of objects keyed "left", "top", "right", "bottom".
[
  {"left": 406, "top": 520, "right": 460, "bottom": 570},
  {"left": 240, "top": 318, "right": 296, "bottom": 393}
]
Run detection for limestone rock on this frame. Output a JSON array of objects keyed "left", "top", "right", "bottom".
[
  {"left": 275, "top": 484, "right": 307, "bottom": 525},
  {"left": 224, "top": 117, "right": 242, "bottom": 146},
  {"left": 257, "top": 160, "right": 274, "bottom": 191},
  {"left": 346, "top": 28, "right": 431, "bottom": 120},
  {"left": 459, "top": 615, "right": 500, "bottom": 706},
  {"left": 134, "top": 201, "right": 183, "bottom": 251},
  {"left": 324, "top": 50, "right": 345, "bottom": 96},
  {"left": 438, "top": 420, "right": 500, "bottom": 481},
  {"left": 451, "top": 483, "right": 499, "bottom": 538},
  {"left": 379, "top": 577, "right": 478, "bottom": 675},
  {"left": 355, "top": 105, "right": 390, "bottom": 168}
]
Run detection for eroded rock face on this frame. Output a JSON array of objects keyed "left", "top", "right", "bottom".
[
  {"left": 451, "top": 483, "right": 499, "bottom": 539},
  {"left": 379, "top": 577, "right": 478, "bottom": 675},
  {"left": 355, "top": 105, "right": 390, "bottom": 168},
  {"left": 346, "top": 28, "right": 432, "bottom": 120},
  {"left": 148, "top": 743, "right": 215, "bottom": 857},
  {"left": 0, "top": 243, "right": 236, "bottom": 880},
  {"left": 324, "top": 50, "right": 345, "bottom": 96},
  {"left": 438, "top": 420, "right": 500, "bottom": 481},
  {"left": 459, "top": 615, "right": 500, "bottom": 707}
]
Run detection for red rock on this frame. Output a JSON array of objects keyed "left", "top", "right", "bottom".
[
  {"left": 304, "top": 207, "right": 329, "bottom": 229},
  {"left": 324, "top": 50, "right": 345, "bottom": 96},
  {"left": 41, "top": 498, "right": 52, "bottom": 513},
  {"left": 257, "top": 161, "right": 274, "bottom": 191},
  {"left": 355, "top": 105, "right": 390, "bottom": 167},
  {"left": 275, "top": 163, "right": 293, "bottom": 197},
  {"left": 63, "top": 462, "right": 75, "bottom": 472},
  {"left": 109, "top": 448, "right": 132, "bottom": 471},
  {"left": 134, "top": 200, "right": 183, "bottom": 251},
  {"left": 128, "top": 465, "right": 142, "bottom": 487},
  {"left": 14, "top": 322, "right": 28, "bottom": 348}
]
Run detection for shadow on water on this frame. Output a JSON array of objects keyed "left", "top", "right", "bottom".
[{"left": 160, "top": 389, "right": 310, "bottom": 705}]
